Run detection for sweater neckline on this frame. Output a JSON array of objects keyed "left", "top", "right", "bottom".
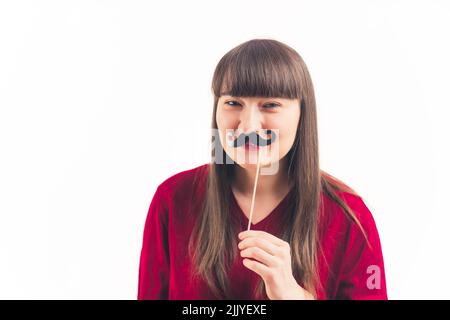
[{"left": 229, "top": 186, "right": 294, "bottom": 229}]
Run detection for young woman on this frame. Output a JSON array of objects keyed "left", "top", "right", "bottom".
[{"left": 138, "top": 39, "right": 387, "bottom": 300}]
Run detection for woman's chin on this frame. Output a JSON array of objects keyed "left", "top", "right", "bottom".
[{"left": 234, "top": 157, "right": 275, "bottom": 169}]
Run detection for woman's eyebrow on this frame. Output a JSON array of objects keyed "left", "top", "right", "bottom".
[
  {"left": 221, "top": 94, "right": 288, "bottom": 104},
  {"left": 222, "top": 95, "right": 281, "bottom": 101}
]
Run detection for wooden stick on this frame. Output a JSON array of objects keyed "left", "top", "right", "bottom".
[{"left": 247, "top": 146, "right": 262, "bottom": 231}]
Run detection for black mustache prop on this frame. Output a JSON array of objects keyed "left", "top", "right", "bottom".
[{"left": 227, "top": 129, "right": 277, "bottom": 148}]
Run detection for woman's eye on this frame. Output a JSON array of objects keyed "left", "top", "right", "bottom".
[
  {"left": 224, "top": 101, "right": 280, "bottom": 109},
  {"left": 263, "top": 103, "right": 280, "bottom": 109},
  {"left": 225, "top": 101, "right": 241, "bottom": 107}
]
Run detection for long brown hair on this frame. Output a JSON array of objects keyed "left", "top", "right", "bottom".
[{"left": 188, "top": 39, "right": 368, "bottom": 299}]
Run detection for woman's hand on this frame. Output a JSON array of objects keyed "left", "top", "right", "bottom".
[{"left": 238, "top": 230, "right": 314, "bottom": 300}]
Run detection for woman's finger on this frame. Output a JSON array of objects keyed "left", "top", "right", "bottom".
[
  {"left": 238, "top": 236, "right": 280, "bottom": 256},
  {"left": 239, "top": 230, "right": 289, "bottom": 248},
  {"left": 242, "top": 258, "right": 274, "bottom": 281},
  {"left": 240, "top": 246, "right": 281, "bottom": 268}
]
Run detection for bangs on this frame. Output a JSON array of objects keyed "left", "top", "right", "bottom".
[{"left": 212, "top": 39, "right": 303, "bottom": 99}]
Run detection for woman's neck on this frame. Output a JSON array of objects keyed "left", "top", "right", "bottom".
[{"left": 232, "top": 157, "right": 291, "bottom": 198}]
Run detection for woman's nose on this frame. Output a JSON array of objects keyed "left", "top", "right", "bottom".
[{"left": 238, "top": 105, "right": 262, "bottom": 134}]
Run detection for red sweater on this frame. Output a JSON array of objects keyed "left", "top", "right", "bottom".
[{"left": 138, "top": 164, "right": 388, "bottom": 300}]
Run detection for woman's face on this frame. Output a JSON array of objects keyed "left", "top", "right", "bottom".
[{"left": 216, "top": 95, "right": 300, "bottom": 170}]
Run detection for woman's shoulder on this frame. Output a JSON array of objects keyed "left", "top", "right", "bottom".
[
  {"left": 320, "top": 176, "right": 380, "bottom": 238},
  {"left": 336, "top": 190, "right": 378, "bottom": 231},
  {"left": 156, "top": 163, "right": 210, "bottom": 200}
]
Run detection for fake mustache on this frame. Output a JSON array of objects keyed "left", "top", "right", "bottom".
[{"left": 226, "top": 129, "right": 277, "bottom": 148}]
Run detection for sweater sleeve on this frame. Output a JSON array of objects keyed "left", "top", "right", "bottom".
[
  {"left": 335, "top": 195, "right": 388, "bottom": 300},
  {"left": 138, "top": 185, "right": 170, "bottom": 300}
]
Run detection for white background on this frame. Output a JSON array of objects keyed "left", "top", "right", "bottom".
[{"left": 0, "top": 0, "right": 449, "bottom": 299}]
